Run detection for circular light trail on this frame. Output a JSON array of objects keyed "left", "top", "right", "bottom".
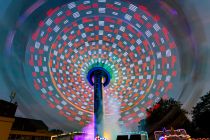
[{"left": 26, "top": 0, "right": 179, "bottom": 128}]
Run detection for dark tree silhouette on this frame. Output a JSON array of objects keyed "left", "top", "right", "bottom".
[
  {"left": 49, "top": 129, "right": 64, "bottom": 134},
  {"left": 139, "top": 98, "right": 191, "bottom": 139},
  {"left": 192, "top": 91, "right": 210, "bottom": 137}
]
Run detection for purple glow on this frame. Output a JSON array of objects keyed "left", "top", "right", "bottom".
[
  {"left": 16, "top": 0, "right": 46, "bottom": 27},
  {"left": 5, "top": 30, "right": 16, "bottom": 55},
  {"left": 74, "top": 121, "right": 94, "bottom": 140},
  {"left": 170, "top": 9, "right": 178, "bottom": 15}
]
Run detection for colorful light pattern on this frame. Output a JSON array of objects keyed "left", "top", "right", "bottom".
[{"left": 26, "top": 0, "right": 178, "bottom": 128}]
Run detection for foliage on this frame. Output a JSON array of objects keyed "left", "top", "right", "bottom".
[
  {"left": 192, "top": 91, "right": 210, "bottom": 131},
  {"left": 139, "top": 91, "right": 210, "bottom": 139},
  {"left": 49, "top": 129, "right": 64, "bottom": 134},
  {"left": 146, "top": 98, "right": 187, "bottom": 125},
  {"left": 139, "top": 98, "right": 191, "bottom": 138}
]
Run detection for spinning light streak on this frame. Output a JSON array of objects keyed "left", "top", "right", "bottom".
[{"left": 25, "top": 0, "right": 179, "bottom": 128}]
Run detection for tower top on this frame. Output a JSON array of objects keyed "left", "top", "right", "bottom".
[{"left": 87, "top": 67, "right": 111, "bottom": 87}]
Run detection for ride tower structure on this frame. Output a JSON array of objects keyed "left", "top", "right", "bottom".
[{"left": 87, "top": 67, "right": 111, "bottom": 138}]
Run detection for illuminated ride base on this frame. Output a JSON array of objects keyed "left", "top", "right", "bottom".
[
  {"left": 87, "top": 67, "right": 111, "bottom": 139},
  {"left": 50, "top": 131, "right": 148, "bottom": 140},
  {"left": 154, "top": 129, "right": 191, "bottom": 140}
]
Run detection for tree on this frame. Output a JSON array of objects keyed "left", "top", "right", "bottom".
[
  {"left": 9, "top": 91, "right": 16, "bottom": 103},
  {"left": 140, "top": 98, "right": 191, "bottom": 139},
  {"left": 192, "top": 91, "right": 210, "bottom": 136},
  {"left": 49, "top": 129, "right": 64, "bottom": 134}
]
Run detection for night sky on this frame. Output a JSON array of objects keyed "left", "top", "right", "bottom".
[{"left": 0, "top": 0, "right": 210, "bottom": 132}]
